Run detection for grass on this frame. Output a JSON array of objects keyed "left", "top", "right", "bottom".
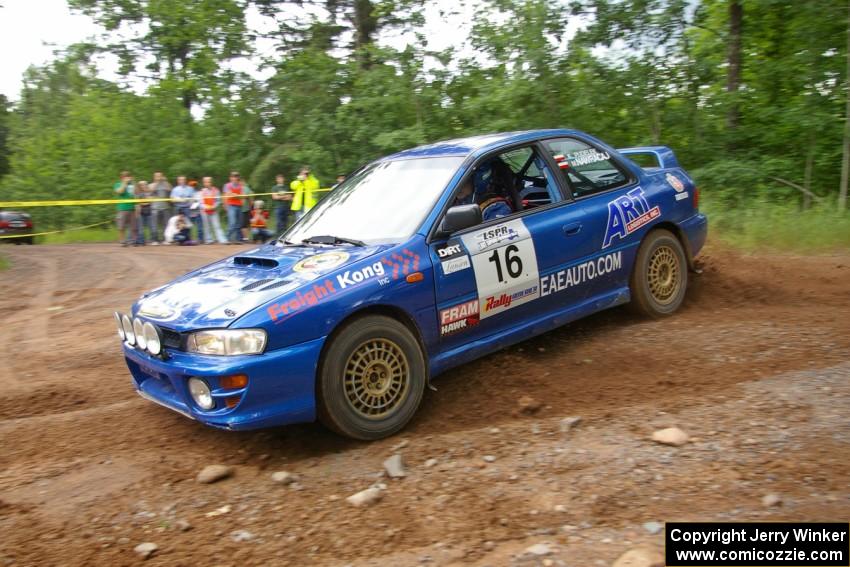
[
  {"left": 701, "top": 198, "right": 850, "bottom": 253},
  {"left": 0, "top": 254, "right": 8, "bottom": 271},
  {"left": 41, "top": 227, "right": 120, "bottom": 244}
]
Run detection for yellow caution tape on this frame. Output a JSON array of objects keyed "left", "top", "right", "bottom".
[
  {"left": 0, "top": 188, "right": 334, "bottom": 208},
  {"left": 0, "top": 219, "right": 114, "bottom": 239}
]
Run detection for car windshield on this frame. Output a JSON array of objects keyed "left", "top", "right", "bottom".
[{"left": 283, "top": 156, "right": 463, "bottom": 244}]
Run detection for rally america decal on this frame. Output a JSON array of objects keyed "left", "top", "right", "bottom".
[
  {"left": 293, "top": 251, "right": 350, "bottom": 273},
  {"left": 439, "top": 299, "right": 480, "bottom": 336},
  {"left": 602, "top": 187, "right": 661, "bottom": 248},
  {"left": 460, "top": 218, "right": 540, "bottom": 320},
  {"left": 436, "top": 238, "right": 471, "bottom": 276}
]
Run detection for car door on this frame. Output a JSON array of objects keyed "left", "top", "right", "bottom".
[
  {"left": 537, "top": 136, "right": 646, "bottom": 304},
  {"left": 429, "top": 144, "right": 573, "bottom": 351}
]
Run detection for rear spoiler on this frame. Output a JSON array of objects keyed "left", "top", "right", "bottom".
[{"left": 617, "top": 146, "right": 680, "bottom": 170}]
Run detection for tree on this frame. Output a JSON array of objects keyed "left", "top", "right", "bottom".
[
  {"left": 0, "top": 94, "right": 10, "bottom": 180},
  {"left": 69, "top": 0, "right": 251, "bottom": 110}
]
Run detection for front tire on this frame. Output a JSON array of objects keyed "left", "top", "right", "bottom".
[
  {"left": 318, "top": 315, "right": 426, "bottom": 440},
  {"left": 629, "top": 229, "right": 688, "bottom": 318}
]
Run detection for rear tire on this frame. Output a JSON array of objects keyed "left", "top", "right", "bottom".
[
  {"left": 318, "top": 315, "right": 426, "bottom": 440},
  {"left": 629, "top": 229, "right": 688, "bottom": 318}
]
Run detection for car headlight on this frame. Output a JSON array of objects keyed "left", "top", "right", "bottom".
[
  {"left": 133, "top": 318, "right": 147, "bottom": 350},
  {"left": 121, "top": 314, "right": 135, "bottom": 345},
  {"left": 114, "top": 312, "right": 125, "bottom": 341},
  {"left": 143, "top": 322, "right": 162, "bottom": 355},
  {"left": 188, "top": 377, "right": 214, "bottom": 410},
  {"left": 186, "top": 329, "right": 267, "bottom": 356}
]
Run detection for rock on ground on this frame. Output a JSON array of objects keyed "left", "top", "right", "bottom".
[
  {"left": 762, "top": 493, "right": 783, "bottom": 507},
  {"left": 347, "top": 487, "right": 384, "bottom": 507},
  {"left": 560, "top": 416, "right": 583, "bottom": 432},
  {"left": 612, "top": 546, "right": 665, "bottom": 567},
  {"left": 196, "top": 464, "right": 234, "bottom": 484},
  {"left": 133, "top": 542, "right": 158, "bottom": 560},
  {"left": 231, "top": 530, "right": 254, "bottom": 542},
  {"left": 271, "top": 471, "right": 298, "bottom": 485},
  {"left": 642, "top": 521, "right": 664, "bottom": 535},
  {"left": 383, "top": 454, "right": 406, "bottom": 478},
  {"left": 524, "top": 542, "right": 555, "bottom": 556},
  {"left": 518, "top": 396, "right": 543, "bottom": 414},
  {"left": 651, "top": 427, "right": 689, "bottom": 447}
]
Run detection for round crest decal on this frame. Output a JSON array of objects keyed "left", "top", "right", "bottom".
[
  {"left": 666, "top": 173, "right": 685, "bottom": 192},
  {"left": 293, "top": 251, "right": 350, "bottom": 273}
]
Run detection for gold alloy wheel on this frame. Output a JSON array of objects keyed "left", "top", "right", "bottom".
[
  {"left": 343, "top": 338, "right": 410, "bottom": 419},
  {"left": 647, "top": 245, "right": 681, "bottom": 305}
]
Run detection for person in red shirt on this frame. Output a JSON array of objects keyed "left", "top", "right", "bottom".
[
  {"left": 222, "top": 171, "right": 245, "bottom": 244},
  {"left": 250, "top": 200, "right": 272, "bottom": 243},
  {"left": 200, "top": 177, "right": 227, "bottom": 244}
]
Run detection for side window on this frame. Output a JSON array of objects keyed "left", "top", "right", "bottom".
[
  {"left": 544, "top": 138, "right": 630, "bottom": 199},
  {"left": 448, "top": 145, "right": 562, "bottom": 229}
]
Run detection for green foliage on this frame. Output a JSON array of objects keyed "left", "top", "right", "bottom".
[{"left": 0, "top": 0, "right": 848, "bottom": 250}]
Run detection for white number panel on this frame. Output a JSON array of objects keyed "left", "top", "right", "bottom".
[{"left": 460, "top": 219, "right": 540, "bottom": 319}]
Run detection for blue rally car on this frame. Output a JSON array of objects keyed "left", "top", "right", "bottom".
[{"left": 115, "top": 129, "right": 707, "bottom": 440}]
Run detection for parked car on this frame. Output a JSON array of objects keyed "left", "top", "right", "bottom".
[
  {"left": 115, "top": 129, "right": 707, "bottom": 440},
  {"left": 0, "top": 211, "right": 34, "bottom": 244}
]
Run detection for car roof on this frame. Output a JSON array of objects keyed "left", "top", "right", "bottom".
[{"left": 381, "top": 129, "right": 580, "bottom": 161}]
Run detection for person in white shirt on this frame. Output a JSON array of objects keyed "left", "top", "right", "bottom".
[{"left": 164, "top": 212, "right": 194, "bottom": 245}]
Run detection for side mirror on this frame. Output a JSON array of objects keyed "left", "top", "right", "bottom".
[{"left": 438, "top": 204, "right": 482, "bottom": 236}]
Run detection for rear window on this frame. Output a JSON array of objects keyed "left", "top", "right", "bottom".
[{"left": 2, "top": 212, "right": 30, "bottom": 221}]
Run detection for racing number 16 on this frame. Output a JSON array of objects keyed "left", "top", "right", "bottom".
[{"left": 488, "top": 244, "right": 523, "bottom": 283}]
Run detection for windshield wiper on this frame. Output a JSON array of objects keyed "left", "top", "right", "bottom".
[{"left": 302, "top": 235, "right": 366, "bottom": 247}]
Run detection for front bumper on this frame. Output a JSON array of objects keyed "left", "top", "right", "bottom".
[{"left": 123, "top": 336, "right": 326, "bottom": 430}]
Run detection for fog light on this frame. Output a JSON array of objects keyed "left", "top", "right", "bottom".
[
  {"left": 133, "top": 318, "right": 147, "bottom": 350},
  {"left": 143, "top": 322, "right": 161, "bottom": 355},
  {"left": 114, "top": 312, "right": 125, "bottom": 340},
  {"left": 122, "top": 314, "right": 135, "bottom": 345},
  {"left": 188, "top": 377, "right": 214, "bottom": 410},
  {"left": 225, "top": 395, "right": 242, "bottom": 409}
]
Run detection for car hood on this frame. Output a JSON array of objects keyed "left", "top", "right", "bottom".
[{"left": 133, "top": 243, "right": 390, "bottom": 331}]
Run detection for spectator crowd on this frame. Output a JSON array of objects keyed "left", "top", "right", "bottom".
[{"left": 112, "top": 167, "right": 330, "bottom": 246}]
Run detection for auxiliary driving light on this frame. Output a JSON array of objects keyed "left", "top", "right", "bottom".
[
  {"left": 121, "top": 314, "right": 135, "bottom": 345},
  {"left": 188, "top": 377, "right": 214, "bottom": 410},
  {"left": 114, "top": 312, "right": 125, "bottom": 341},
  {"left": 143, "top": 322, "right": 161, "bottom": 356},
  {"left": 133, "top": 318, "right": 147, "bottom": 350}
]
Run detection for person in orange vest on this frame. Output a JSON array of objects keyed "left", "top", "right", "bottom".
[
  {"left": 222, "top": 171, "right": 245, "bottom": 244},
  {"left": 250, "top": 200, "right": 271, "bottom": 243},
  {"left": 200, "top": 176, "right": 227, "bottom": 244},
  {"left": 290, "top": 165, "right": 320, "bottom": 220}
]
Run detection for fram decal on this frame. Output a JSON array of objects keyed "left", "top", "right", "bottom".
[
  {"left": 540, "top": 252, "right": 622, "bottom": 297},
  {"left": 602, "top": 188, "right": 661, "bottom": 248},
  {"left": 439, "top": 300, "right": 479, "bottom": 336},
  {"left": 293, "top": 251, "right": 350, "bottom": 273}
]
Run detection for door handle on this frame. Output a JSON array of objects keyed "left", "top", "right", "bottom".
[{"left": 562, "top": 222, "right": 582, "bottom": 236}]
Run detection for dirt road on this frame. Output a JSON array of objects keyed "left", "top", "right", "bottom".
[{"left": 0, "top": 243, "right": 848, "bottom": 566}]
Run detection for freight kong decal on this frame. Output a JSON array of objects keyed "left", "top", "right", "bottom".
[
  {"left": 267, "top": 249, "right": 420, "bottom": 324},
  {"left": 602, "top": 187, "right": 661, "bottom": 248}
]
